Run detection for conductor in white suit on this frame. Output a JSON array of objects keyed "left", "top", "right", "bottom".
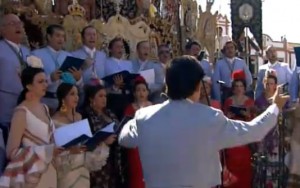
[{"left": 119, "top": 55, "right": 289, "bottom": 188}]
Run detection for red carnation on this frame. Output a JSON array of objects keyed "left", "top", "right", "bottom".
[
  {"left": 232, "top": 70, "right": 246, "bottom": 80},
  {"left": 135, "top": 75, "right": 146, "bottom": 83}
]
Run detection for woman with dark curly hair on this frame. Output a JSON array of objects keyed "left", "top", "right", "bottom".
[{"left": 81, "top": 83, "right": 126, "bottom": 188}]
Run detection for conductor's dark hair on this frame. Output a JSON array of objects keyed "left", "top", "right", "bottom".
[
  {"left": 166, "top": 55, "right": 205, "bottom": 100},
  {"left": 185, "top": 40, "right": 201, "bottom": 50}
]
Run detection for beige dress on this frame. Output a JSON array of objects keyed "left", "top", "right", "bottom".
[
  {"left": 54, "top": 121, "right": 110, "bottom": 188},
  {"left": 0, "top": 106, "right": 57, "bottom": 188}
]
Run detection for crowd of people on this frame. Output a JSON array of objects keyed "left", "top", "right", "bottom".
[{"left": 0, "top": 13, "right": 297, "bottom": 188}]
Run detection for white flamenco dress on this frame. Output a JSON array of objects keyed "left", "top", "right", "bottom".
[{"left": 0, "top": 106, "right": 57, "bottom": 188}]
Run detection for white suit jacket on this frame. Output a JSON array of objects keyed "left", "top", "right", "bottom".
[{"left": 119, "top": 100, "right": 279, "bottom": 188}]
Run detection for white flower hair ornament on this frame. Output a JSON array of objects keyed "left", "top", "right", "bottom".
[{"left": 26, "top": 56, "right": 44, "bottom": 68}]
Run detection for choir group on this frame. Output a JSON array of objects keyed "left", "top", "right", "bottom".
[{"left": 0, "top": 13, "right": 297, "bottom": 188}]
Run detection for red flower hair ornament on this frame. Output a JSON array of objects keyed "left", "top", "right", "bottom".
[
  {"left": 134, "top": 75, "right": 146, "bottom": 84},
  {"left": 232, "top": 70, "right": 246, "bottom": 81}
]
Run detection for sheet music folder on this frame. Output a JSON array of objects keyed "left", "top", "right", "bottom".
[
  {"left": 60, "top": 56, "right": 85, "bottom": 72},
  {"left": 102, "top": 71, "right": 140, "bottom": 85},
  {"left": 229, "top": 105, "right": 247, "bottom": 117},
  {"left": 62, "top": 122, "right": 116, "bottom": 151}
]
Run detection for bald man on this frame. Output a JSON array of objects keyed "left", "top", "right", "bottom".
[
  {"left": 0, "top": 14, "right": 30, "bottom": 143},
  {"left": 255, "top": 46, "right": 292, "bottom": 99}
]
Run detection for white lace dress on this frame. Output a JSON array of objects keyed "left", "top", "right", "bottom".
[{"left": 54, "top": 121, "right": 110, "bottom": 188}]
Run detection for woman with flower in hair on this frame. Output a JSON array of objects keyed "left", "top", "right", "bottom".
[
  {"left": 124, "top": 75, "right": 152, "bottom": 188},
  {"left": 0, "top": 56, "right": 62, "bottom": 187},
  {"left": 222, "top": 70, "right": 255, "bottom": 188},
  {"left": 254, "top": 69, "right": 279, "bottom": 187},
  {"left": 52, "top": 82, "right": 110, "bottom": 188}
]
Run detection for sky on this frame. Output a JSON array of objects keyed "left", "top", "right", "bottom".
[{"left": 197, "top": 0, "right": 300, "bottom": 43}]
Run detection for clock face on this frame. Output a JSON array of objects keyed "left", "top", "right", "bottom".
[{"left": 239, "top": 3, "right": 254, "bottom": 22}]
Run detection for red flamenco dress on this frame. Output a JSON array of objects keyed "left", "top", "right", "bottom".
[
  {"left": 124, "top": 104, "right": 145, "bottom": 188},
  {"left": 223, "top": 97, "right": 255, "bottom": 188}
]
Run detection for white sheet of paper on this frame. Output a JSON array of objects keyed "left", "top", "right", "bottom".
[
  {"left": 140, "top": 69, "right": 155, "bottom": 84},
  {"left": 101, "top": 122, "right": 115, "bottom": 133},
  {"left": 54, "top": 119, "right": 92, "bottom": 147}
]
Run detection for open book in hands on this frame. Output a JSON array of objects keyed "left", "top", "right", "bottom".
[
  {"left": 54, "top": 119, "right": 116, "bottom": 151},
  {"left": 229, "top": 105, "right": 247, "bottom": 118}
]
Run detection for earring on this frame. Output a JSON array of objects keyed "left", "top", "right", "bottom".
[{"left": 60, "top": 101, "right": 67, "bottom": 113}]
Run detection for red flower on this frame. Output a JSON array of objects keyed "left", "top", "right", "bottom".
[
  {"left": 134, "top": 75, "right": 146, "bottom": 83},
  {"left": 232, "top": 70, "right": 246, "bottom": 80}
]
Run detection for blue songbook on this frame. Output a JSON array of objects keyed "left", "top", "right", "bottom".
[
  {"left": 60, "top": 56, "right": 85, "bottom": 72},
  {"left": 229, "top": 105, "right": 247, "bottom": 118},
  {"left": 294, "top": 47, "right": 300, "bottom": 67},
  {"left": 62, "top": 134, "right": 90, "bottom": 148},
  {"left": 102, "top": 70, "right": 140, "bottom": 86},
  {"left": 83, "top": 130, "right": 114, "bottom": 151},
  {"left": 62, "top": 122, "right": 116, "bottom": 151}
]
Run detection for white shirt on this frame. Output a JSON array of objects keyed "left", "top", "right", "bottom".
[
  {"left": 226, "top": 58, "right": 235, "bottom": 64},
  {"left": 47, "top": 45, "right": 60, "bottom": 53},
  {"left": 5, "top": 39, "right": 21, "bottom": 53},
  {"left": 138, "top": 59, "right": 148, "bottom": 71},
  {"left": 267, "top": 61, "right": 279, "bottom": 68},
  {"left": 112, "top": 57, "right": 122, "bottom": 64},
  {"left": 83, "top": 45, "right": 96, "bottom": 58}
]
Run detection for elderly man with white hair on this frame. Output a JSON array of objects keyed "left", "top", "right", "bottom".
[
  {"left": 0, "top": 14, "right": 30, "bottom": 144},
  {"left": 255, "top": 45, "right": 292, "bottom": 99}
]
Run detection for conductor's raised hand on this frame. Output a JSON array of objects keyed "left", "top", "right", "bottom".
[{"left": 271, "top": 85, "right": 290, "bottom": 110}]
